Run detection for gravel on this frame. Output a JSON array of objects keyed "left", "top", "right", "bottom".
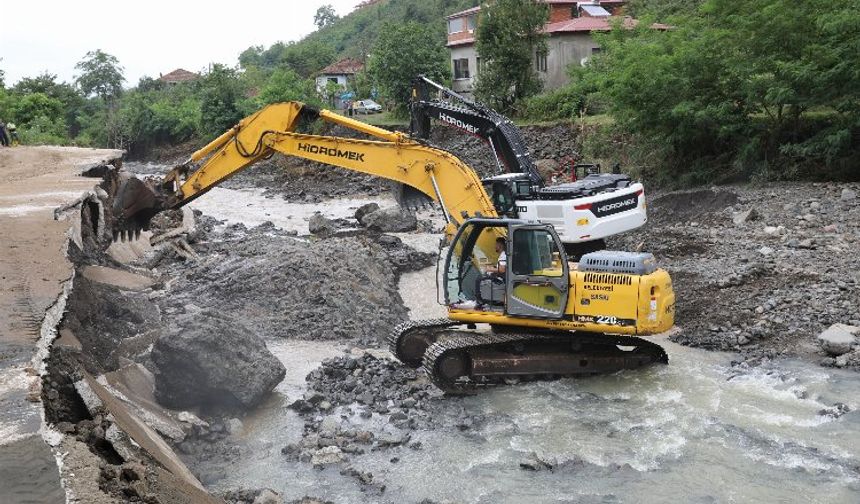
[{"left": 608, "top": 182, "right": 860, "bottom": 368}]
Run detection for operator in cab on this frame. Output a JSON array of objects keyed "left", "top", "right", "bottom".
[{"left": 484, "top": 237, "right": 507, "bottom": 275}]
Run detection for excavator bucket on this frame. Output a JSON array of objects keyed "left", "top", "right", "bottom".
[
  {"left": 108, "top": 173, "right": 168, "bottom": 241},
  {"left": 393, "top": 182, "right": 434, "bottom": 211}
]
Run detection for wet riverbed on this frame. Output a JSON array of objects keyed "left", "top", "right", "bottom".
[{"left": 156, "top": 182, "right": 859, "bottom": 503}]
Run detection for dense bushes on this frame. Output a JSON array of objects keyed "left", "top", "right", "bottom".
[{"left": 532, "top": 0, "right": 860, "bottom": 184}]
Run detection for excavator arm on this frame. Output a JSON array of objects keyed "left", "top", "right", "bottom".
[
  {"left": 409, "top": 75, "right": 544, "bottom": 186},
  {"left": 112, "top": 101, "right": 498, "bottom": 240}
]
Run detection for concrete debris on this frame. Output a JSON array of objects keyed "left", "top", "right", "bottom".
[
  {"left": 151, "top": 311, "right": 286, "bottom": 411},
  {"left": 80, "top": 163, "right": 113, "bottom": 178},
  {"left": 841, "top": 188, "right": 857, "bottom": 201},
  {"left": 158, "top": 222, "right": 429, "bottom": 345}
]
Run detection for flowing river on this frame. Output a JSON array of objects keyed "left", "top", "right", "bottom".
[{"left": 147, "top": 178, "right": 859, "bottom": 504}]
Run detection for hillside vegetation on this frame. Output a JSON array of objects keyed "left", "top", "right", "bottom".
[{"left": 0, "top": 0, "right": 856, "bottom": 185}]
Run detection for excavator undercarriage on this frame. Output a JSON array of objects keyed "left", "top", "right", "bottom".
[{"left": 389, "top": 320, "right": 667, "bottom": 394}]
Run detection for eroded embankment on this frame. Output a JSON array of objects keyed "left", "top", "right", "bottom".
[{"left": 41, "top": 172, "right": 435, "bottom": 503}]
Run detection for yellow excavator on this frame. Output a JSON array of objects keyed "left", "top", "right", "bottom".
[{"left": 110, "top": 102, "right": 675, "bottom": 393}]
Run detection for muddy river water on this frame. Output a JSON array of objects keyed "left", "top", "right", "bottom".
[{"left": 181, "top": 185, "right": 859, "bottom": 503}]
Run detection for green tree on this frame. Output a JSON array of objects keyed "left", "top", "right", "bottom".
[
  {"left": 314, "top": 5, "right": 339, "bottom": 29},
  {"left": 12, "top": 72, "right": 85, "bottom": 136},
  {"left": 136, "top": 76, "right": 166, "bottom": 93},
  {"left": 579, "top": 0, "right": 860, "bottom": 182},
  {"left": 279, "top": 40, "right": 337, "bottom": 77},
  {"left": 239, "top": 46, "right": 265, "bottom": 69},
  {"left": 12, "top": 92, "right": 64, "bottom": 127},
  {"left": 258, "top": 68, "right": 321, "bottom": 107},
  {"left": 366, "top": 22, "right": 448, "bottom": 112},
  {"left": 75, "top": 50, "right": 125, "bottom": 100},
  {"left": 474, "top": 0, "right": 549, "bottom": 112},
  {"left": 198, "top": 64, "right": 244, "bottom": 136}
]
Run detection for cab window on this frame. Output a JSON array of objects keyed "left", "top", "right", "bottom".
[{"left": 511, "top": 229, "right": 563, "bottom": 277}]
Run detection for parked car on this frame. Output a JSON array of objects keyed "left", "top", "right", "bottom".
[{"left": 353, "top": 99, "right": 383, "bottom": 114}]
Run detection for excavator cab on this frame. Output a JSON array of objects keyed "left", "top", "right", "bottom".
[
  {"left": 444, "top": 218, "right": 569, "bottom": 319},
  {"left": 481, "top": 174, "right": 536, "bottom": 218}
]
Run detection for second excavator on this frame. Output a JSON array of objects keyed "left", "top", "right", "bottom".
[{"left": 110, "top": 102, "right": 675, "bottom": 393}]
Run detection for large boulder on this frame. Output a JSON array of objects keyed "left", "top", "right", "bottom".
[
  {"left": 151, "top": 311, "right": 285, "bottom": 411},
  {"left": 359, "top": 207, "right": 417, "bottom": 232},
  {"left": 817, "top": 323, "right": 859, "bottom": 356}
]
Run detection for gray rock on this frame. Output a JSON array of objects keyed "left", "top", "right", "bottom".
[
  {"left": 311, "top": 446, "right": 345, "bottom": 467},
  {"left": 816, "top": 323, "right": 859, "bottom": 356},
  {"left": 151, "top": 311, "right": 286, "bottom": 411},
  {"left": 841, "top": 188, "right": 857, "bottom": 201},
  {"left": 354, "top": 202, "right": 380, "bottom": 222},
  {"left": 732, "top": 208, "right": 759, "bottom": 226},
  {"left": 226, "top": 418, "right": 243, "bottom": 435},
  {"left": 320, "top": 415, "right": 339, "bottom": 432},
  {"left": 252, "top": 489, "right": 284, "bottom": 504},
  {"left": 359, "top": 207, "right": 417, "bottom": 232},
  {"left": 308, "top": 213, "right": 335, "bottom": 236}
]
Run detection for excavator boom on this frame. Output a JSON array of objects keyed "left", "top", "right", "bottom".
[{"left": 112, "top": 102, "right": 498, "bottom": 239}]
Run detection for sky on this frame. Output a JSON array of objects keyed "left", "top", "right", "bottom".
[{"left": 0, "top": 0, "right": 358, "bottom": 87}]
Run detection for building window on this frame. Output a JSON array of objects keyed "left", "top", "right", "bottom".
[
  {"left": 448, "top": 18, "right": 462, "bottom": 34},
  {"left": 327, "top": 77, "right": 339, "bottom": 84},
  {"left": 591, "top": 47, "right": 602, "bottom": 55},
  {"left": 468, "top": 15, "right": 476, "bottom": 31},
  {"left": 453, "top": 58, "right": 470, "bottom": 80},
  {"left": 476, "top": 56, "right": 482, "bottom": 75},
  {"left": 535, "top": 49, "right": 547, "bottom": 72}
]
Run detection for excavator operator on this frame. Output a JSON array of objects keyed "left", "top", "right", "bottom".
[
  {"left": 484, "top": 237, "right": 507, "bottom": 275},
  {"left": 476, "top": 237, "right": 507, "bottom": 308}
]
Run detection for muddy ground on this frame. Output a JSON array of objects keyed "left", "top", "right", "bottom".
[{"left": 28, "top": 124, "right": 860, "bottom": 503}]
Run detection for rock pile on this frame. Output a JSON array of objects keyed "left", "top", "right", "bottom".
[
  {"left": 158, "top": 223, "right": 427, "bottom": 345},
  {"left": 610, "top": 182, "right": 860, "bottom": 368},
  {"left": 294, "top": 354, "right": 438, "bottom": 418},
  {"left": 281, "top": 354, "right": 439, "bottom": 482}
]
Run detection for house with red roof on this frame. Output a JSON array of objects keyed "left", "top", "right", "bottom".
[
  {"left": 315, "top": 58, "right": 365, "bottom": 108},
  {"left": 314, "top": 58, "right": 364, "bottom": 93},
  {"left": 158, "top": 68, "right": 199, "bottom": 86},
  {"left": 446, "top": 1, "right": 661, "bottom": 94}
]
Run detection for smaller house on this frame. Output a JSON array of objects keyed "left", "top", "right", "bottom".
[
  {"left": 159, "top": 68, "right": 199, "bottom": 86},
  {"left": 315, "top": 58, "right": 364, "bottom": 92},
  {"left": 315, "top": 58, "right": 365, "bottom": 109}
]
